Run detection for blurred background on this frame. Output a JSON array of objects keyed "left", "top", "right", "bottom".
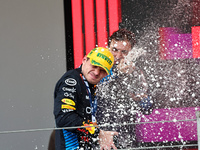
[{"left": 0, "top": 0, "right": 65, "bottom": 149}]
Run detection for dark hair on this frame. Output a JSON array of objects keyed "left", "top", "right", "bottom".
[{"left": 108, "top": 29, "right": 136, "bottom": 49}]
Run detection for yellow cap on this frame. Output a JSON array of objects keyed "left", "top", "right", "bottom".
[{"left": 87, "top": 47, "right": 114, "bottom": 75}]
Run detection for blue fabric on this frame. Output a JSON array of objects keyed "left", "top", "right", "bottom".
[
  {"left": 62, "top": 129, "right": 79, "bottom": 150},
  {"left": 139, "top": 96, "right": 152, "bottom": 111},
  {"left": 100, "top": 67, "right": 117, "bottom": 83}
]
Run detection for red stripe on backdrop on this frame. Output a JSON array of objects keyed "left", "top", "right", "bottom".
[
  {"left": 84, "top": 0, "right": 96, "bottom": 55},
  {"left": 118, "top": 0, "right": 122, "bottom": 23},
  {"left": 71, "top": 0, "right": 84, "bottom": 68},
  {"left": 192, "top": 26, "right": 200, "bottom": 58},
  {"left": 96, "top": 0, "right": 108, "bottom": 47},
  {"left": 108, "top": 0, "right": 120, "bottom": 36}
]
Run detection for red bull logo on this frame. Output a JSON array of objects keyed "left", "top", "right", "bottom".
[{"left": 84, "top": 123, "right": 95, "bottom": 134}]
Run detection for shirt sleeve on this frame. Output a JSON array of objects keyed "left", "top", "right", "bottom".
[
  {"left": 54, "top": 74, "right": 100, "bottom": 139},
  {"left": 54, "top": 74, "right": 83, "bottom": 132}
]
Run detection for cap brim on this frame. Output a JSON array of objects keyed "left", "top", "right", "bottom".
[{"left": 90, "top": 59, "right": 110, "bottom": 75}]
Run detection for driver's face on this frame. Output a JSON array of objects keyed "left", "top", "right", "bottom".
[{"left": 109, "top": 39, "right": 132, "bottom": 65}]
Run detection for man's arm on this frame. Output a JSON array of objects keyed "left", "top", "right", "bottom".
[
  {"left": 54, "top": 75, "right": 83, "bottom": 131},
  {"left": 54, "top": 74, "right": 100, "bottom": 142}
]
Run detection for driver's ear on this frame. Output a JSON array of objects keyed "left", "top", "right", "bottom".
[{"left": 82, "top": 56, "right": 88, "bottom": 64}]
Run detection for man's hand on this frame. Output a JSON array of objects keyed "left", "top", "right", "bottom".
[
  {"left": 98, "top": 130, "right": 118, "bottom": 150},
  {"left": 117, "top": 59, "right": 135, "bottom": 74}
]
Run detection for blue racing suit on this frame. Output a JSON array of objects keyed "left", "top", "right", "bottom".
[{"left": 54, "top": 67, "right": 99, "bottom": 150}]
